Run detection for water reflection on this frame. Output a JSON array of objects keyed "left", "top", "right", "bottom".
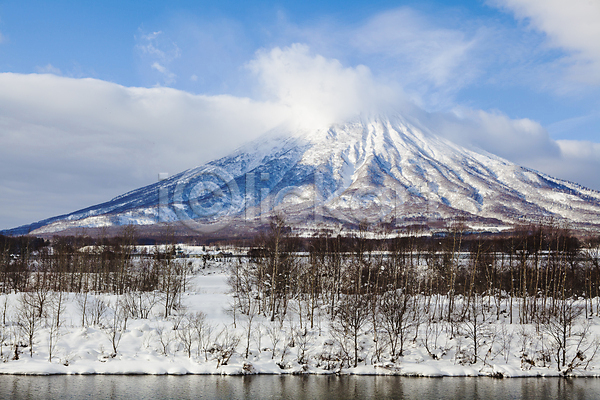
[{"left": 0, "top": 375, "right": 599, "bottom": 399}]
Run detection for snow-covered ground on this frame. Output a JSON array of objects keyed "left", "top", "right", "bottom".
[{"left": 1, "top": 259, "right": 600, "bottom": 377}]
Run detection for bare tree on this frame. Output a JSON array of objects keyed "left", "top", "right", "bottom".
[
  {"left": 461, "top": 294, "right": 494, "bottom": 364},
  {"left": 242, "top": 301, "right": 259, "bottom": 359},
  {"left": 122, "top": 291, "right": 160, "bottom": 320},
  {"left": 252, "top": 215, "right": 294, "bottom": 322},
  {"left": 157, "top": 249, "right": 186, "bottom": 318},
  {"left": 103, "top": 299, "right": 128, "bottom": 357},
  {"left": 331, "top": 293, "right": 371, "bottom": 368},
  {"left": 0, "top": 296, "right": 9, "bottom": 359},
  {"left": 0, "top": 314, "right": 7, "bottom": 360},
  {"left": 540, "top": 297, "right": 585, "bottom": 371},
  {"left": 169, "top": 305, "right": 189, "bottom": 331},
  {"left": 562, "top": 319, "right": 600, "bottom": 374},
  {"left": 47, "top": 291, "right": 66, "bottom": 362},
  {"left": 498, "top": 323, "right": 514, "bottom": 364},
  {"left": 187, "top": 311, "right": 211, "bottom": 361},
  {"left": 177, "top": 315, "right": 196, "bottom": 358},
  {"left": 213, "top": 326, "right": 240, "bottom": 368},
  {"left": 16, "top": 292, "right": 42, "bottom": 357},
  {"left": 266, "top": 324, "right": 282, "bottom": 360},
  {"left": 77, "top": 294, "right": 107, "bottom": 327},
  {"left": 1, "top": 295, "right": 8, "bottom": 326},
  {"left": 378, "top": 289, "right": 416, "bottom": 361},
  {"left": 294, "top": 327, "right": 314, "bottom": 365},
  {"left": 155, "top": 322, "right": 173, "bottom": 356},
  {"left": 76, "top": 292, "right": 88, "bottom": 328}
]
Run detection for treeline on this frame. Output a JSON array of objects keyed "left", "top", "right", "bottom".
[
  {"left": 3, "top": 222, "right": 599, "bottom": 306},
  {"left": 0, "top": 234, "right": 47, "bottom": 256},
  {"left": 237, "top": 219, "right": 600, "bottom": 318},
  {"left": 0, "top": 228, "right": 190, "bottom": 318},
  {"left": 229, "top": 217, "right": 600, "bottom": 369}
]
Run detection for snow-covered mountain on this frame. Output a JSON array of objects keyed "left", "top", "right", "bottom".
[{"left": 7, "top": 115, "right": 600, "bottom": 235}]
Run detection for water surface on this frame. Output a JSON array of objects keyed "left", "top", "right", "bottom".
[{"left": 0, "top": 375, "right": 598, "bottom": 399}]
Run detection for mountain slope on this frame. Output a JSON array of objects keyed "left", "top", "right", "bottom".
[{"left": 6, "top": 115, "right": 600, "bottom": 235}]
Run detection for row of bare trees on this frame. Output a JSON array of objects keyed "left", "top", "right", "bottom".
[
  {"left": 0, "top": 229, "right": 189, "bottom": 317},
  {"left": 0, "top": 227, "right": 197, "bottom": 361},
  {"left": 0, "top": 289, "right": 228, "bottom": 364},
  {"left": 233, "top": 219, "right": 600, "bottom": 322},
  {"left": 227, "top": 217, "right": 600, "bottom": 370}
]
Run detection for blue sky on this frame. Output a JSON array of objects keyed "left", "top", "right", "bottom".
[{"left": 1, "top": 0, "right": 599, "bottom": 229}]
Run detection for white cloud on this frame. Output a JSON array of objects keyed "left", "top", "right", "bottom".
[
  {"left": 151, "top": 62, "right": 176, "bottom": 85},
  {"left": 35, "top": 64, "right": 62, "bottom": 75},
  {"left": 558, "top": 140, "right": 600, "bottom": 162},
  {"left": 0, "top": 72, "right": 289, "bottom": 228},
  {"left": 151, "top": 62, "right": 166, "bottom": 74},
  {"left": 427, "top": 107, "right": 559, "bottom": 163},
  {"left": 418, "top": 107, "right": 600, "bottom": 191},
  {"left": 136, "top": 30, "right": 181, "bottom": 86},
  {"left": 271, "top": 8, "right": 484, "bottom": 108},
  {"left": 353, "top": 8, "right": 479, "bottom": 99},
  {"left": 137, "top": 31, "right": 167, "bottom": 58},
  {"left": 490, "top": 0, "right": 600, "bottom": 84},
  {"left": 247, "top": 44, "right": 399, "bottom": 130},
  {"left": 529, "top": 140, "right": 600, "bottom": 190}
]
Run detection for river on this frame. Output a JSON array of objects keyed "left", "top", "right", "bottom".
[{"left": 0, "top": 375, "right": 599, "bottom": 399}]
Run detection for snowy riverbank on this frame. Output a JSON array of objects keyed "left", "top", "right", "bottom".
[{"left": 1, "top": 261, "right": 600, "bottom": 377}]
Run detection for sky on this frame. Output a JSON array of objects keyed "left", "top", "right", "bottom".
[{"left": 1, "top": 0, "right": 600, "bottom": 230}]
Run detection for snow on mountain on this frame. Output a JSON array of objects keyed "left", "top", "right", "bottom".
[{"left": 6, "top": 115, "right": 600, "bottom": 235}]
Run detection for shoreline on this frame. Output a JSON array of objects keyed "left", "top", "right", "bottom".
[{"left": 0, "top": 359, "right": 596, "bottom": 378}]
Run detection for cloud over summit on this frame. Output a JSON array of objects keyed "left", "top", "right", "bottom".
[{"left": 247, "top": 44, "right": 398, "bottom": 129}]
